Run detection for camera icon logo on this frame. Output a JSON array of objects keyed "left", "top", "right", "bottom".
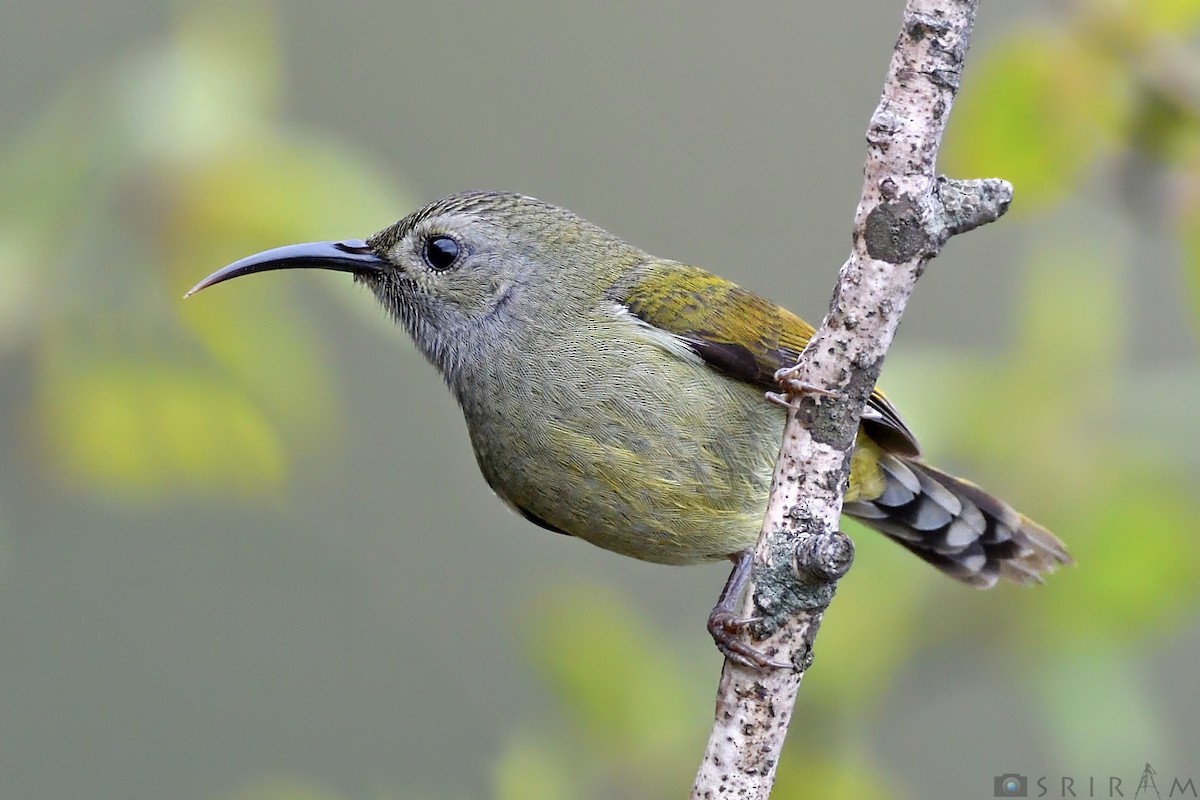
[{"left": 994, "top": 774, "right": 1028, "bottom": 796}]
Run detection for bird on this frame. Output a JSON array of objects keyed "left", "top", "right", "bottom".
[{"left": 187, "top": 190, "right": 1071, "bottom": 666}]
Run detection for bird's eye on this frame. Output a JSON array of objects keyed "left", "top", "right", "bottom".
[{"left": 423, "top": 235, "right": 460, "bottom": 271}]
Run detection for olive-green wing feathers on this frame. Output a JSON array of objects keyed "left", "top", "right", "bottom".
[{"left": 618, "top": 261, "right": 920, "bottom": 457}]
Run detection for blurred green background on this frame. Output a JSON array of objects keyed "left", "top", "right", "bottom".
[{"left": 2, "top": 1, "right": 1198, "bottom": 798}]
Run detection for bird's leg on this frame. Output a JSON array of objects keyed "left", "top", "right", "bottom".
[
  {"left": 766, "top": 365, "right": 840, "bottom": 410},
  {"left": 707, "top": 550, "right": 791, "bottom": 670}
]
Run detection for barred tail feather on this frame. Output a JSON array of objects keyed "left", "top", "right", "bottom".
[{"left": 843, "top": 453, "right": 1071, "bottom": 588}]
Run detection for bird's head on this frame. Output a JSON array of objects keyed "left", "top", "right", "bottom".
[{"left": 187, "top": 191, "right": 639, "bottom": 371}]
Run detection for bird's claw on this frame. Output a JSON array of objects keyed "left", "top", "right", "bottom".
[
  {"left": 707, "top": 609, "right": 793, "bottom": 671},
  {"left": 769, "top": 365, "right": 840, "bottom": 408}
]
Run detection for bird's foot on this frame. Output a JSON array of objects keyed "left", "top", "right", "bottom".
[
  {"left": 708, "top": 551, "right": 793, "bottom": 670},
  {"left": 768, "top": 365, "right": 839, "bottom": 409},
  {"left": 707, "top": 608, "right": 792, "bottom": 670}
]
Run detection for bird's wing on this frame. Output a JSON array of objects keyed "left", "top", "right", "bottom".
[{"left": 618, "top": 261, "right": 920, "bottom": 456}]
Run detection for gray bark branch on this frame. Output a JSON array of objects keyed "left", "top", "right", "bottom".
[{"left": 690, "top": 1, "right": 1011, "bottom": 797}]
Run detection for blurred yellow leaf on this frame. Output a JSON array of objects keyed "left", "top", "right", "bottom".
[
  {"left": 492, "top": 733, "right": 580, "bottom": 800},
  {"left": 1023, "top": 473, "right": 1200, "bottom": 644},
  {"left": 1, "top": 1, "right": 409, "bottom": 500},
  {"left": 945, "top": 28, "right": 1128, "bottom": 208},
  {"left": 170, "top": 139, "right": 402, "bottom": 444},
  {"left": 173, "top": 139, "right": 400, "bottom": 245},
  {"left": 115, "top": 0, "right": 281, "bottom": 160},
  {"left": 180, "top": 282, "right": 338, "bottom": 441},
  {"left": 526, "top": 583, "right": 705, "bottom": 771},
  {"left": 38, "top": 342, "right": 286, "bottom": 498},
  {"left": 773, "top": 749, "right": 905, "bottom": 800},
  {"left": 1119, "top": 0, "right": 1200, "bottom": 36}
]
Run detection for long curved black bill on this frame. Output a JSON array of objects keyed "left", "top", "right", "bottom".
[{"left": 184, "top": 239, "right": 387, "bottom": 298}]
